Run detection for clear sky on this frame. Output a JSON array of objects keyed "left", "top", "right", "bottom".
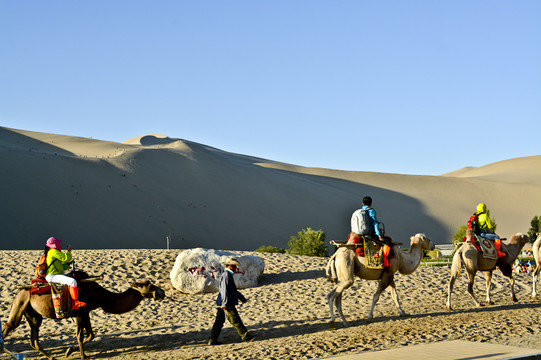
[{"left": 1, "top": 1, "right": 540, "bottom": 175}]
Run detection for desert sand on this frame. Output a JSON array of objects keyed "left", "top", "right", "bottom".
[
  {"left": 2, "top": 248, "right": 541, "bottom": 359},
  {"left": 1, "top": 126, "right": 540, "bottom": 250}
]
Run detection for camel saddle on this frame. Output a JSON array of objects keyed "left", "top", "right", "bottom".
[
  {"left": 464, "top": 236, "right": 505, "bottom": 259},
  {"left": 30, "top": 278, "right": 51, "bottom": 295},
  {"left": 345, "top": 233, "right": 394, "bottom": 268}
]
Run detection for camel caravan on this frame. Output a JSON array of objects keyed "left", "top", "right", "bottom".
[
  {"left": 1, "top": 199, "right": 539, "bottom": 359},
  {"left": 326, "top": 199, "right": 537, "bottom": 328}
]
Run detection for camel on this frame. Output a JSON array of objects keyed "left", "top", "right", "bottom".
[
  {"left": 326, "top": 233, "right": 434, "bottom": 327},
  {"left": 446, "top": 231, "right": 529, "bottom": 310},
  {"left": 2, "top": 271, "right": 166, "bottom": 360},
  {"left": 531, "top": 233, "right": 541, "bottom": 300}
]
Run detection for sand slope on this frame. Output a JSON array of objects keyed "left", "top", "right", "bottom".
[{"left": 1, "top": 126, "right": 540, "bottom": 250}]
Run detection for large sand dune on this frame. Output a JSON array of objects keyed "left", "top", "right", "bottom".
[{"left": 1, "top": 126, "right": 540, "bottom": 250}]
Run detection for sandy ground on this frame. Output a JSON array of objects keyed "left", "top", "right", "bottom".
[{"left": 2, "top": 249, "right": 541, "bottom": 360}]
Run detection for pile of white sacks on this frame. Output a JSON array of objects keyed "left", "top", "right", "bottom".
[{"left": 170, "top": 248, "right": 265, "bottom": 294}]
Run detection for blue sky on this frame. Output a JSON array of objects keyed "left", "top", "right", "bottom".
[{"left": 2, "top": 1, "right": 540, "bottom": 175}]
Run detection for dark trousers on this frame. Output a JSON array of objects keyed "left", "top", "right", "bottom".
[{"left": 209, "top": 307, "right": 248, "bottom": 342}]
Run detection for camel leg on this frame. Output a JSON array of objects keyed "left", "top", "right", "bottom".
[
  {"left": 509, "top": 276, "right": 517, "bottom": 302},
  {"left": 326, "top": 278, "right": 354, "bottom": 328},
  {"left": 498, "top": 263, "right": 518, "bottom": 302},
  {"left": 367, "top": 274, "right": 392, "bottom": 322},
  {"left": 326, "top": 288, "right": 338, "bottom": 329},
  {"left": 66, "top": 312, "right": 94, "bottom": 359},
  {"left": 532, "top": 268, "right": 540, "bottom": 301},
  {"left": 446, "top": 248, "right": 463, "bottom": 311},
  {"left": 389, "top": 279, "right": 407, "bottom": 317},
  {"left": 466, "top": 269, "right": 482, "bottom": 307},
  {"left": 24, "top": 312, "right": 56, "bottom": 360},
  {"left": 326, "top": 248, "right": 357, "bottom": 328},
  {"left": 483, "top": 271, "right": 494, "bottom": 305}
]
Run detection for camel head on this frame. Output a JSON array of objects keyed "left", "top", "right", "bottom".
[
  {"left": 508, "top": 233, "right": 530, "bottom": 247},
  {"left": 131, "top": 280, "right": 166, "bottom": 301},
  {"left": 410, "top": 233, "right": 434, "bottom": 251}
]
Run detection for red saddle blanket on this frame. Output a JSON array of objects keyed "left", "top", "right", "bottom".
[{"left": 30, "top": 278, "right": 51, "bottom": 295}]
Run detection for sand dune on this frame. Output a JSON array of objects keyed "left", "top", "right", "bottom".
[{"left": 1, "top": 126, "right": 540, "bottom": 250}]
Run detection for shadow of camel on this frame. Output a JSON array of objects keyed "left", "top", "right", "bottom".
[
  {"left": 9, "top": 300, "right": 541, "bottom": 358},
  {"left": 259, "top": 269, "right": 326, "bottom": 285}
]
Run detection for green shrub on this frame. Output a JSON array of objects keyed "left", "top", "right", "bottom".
[
  {"left": 255, "top": 245, "right": 285, "bottom": 254},
  {"left": 528, "top": 215, "right": 541, "bottom": 243},
  {"left": 287, "top": 227, "right": 328, "bottom": 257},
  {"left": 452, "top": 225, "right": 467, "bottom": 253}
]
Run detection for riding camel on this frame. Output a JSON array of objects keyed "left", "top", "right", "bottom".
[
  {"left": 531, "top": 233, "right": 541, "bottom": 300},
  {"left": 326, "top": 233, "right": 434, "bottom": 327},
  {"left": 2, "top": 271, "right": 166, "bottom": 360},
  {"left": 446, "top": 230, "right": 529, "bottom": 310}
]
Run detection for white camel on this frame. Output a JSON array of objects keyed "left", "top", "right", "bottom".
[
  {"left": 446, "top": 231, "right": 529, "bottom": 310},
  {"left": 326, "top": 233, "right": 434, "bottom": 327},
  {"left": 531, "top": 233, "right": 541, "bottom": 300}
]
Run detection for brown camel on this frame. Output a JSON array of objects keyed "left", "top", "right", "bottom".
[
  {"left": 446, "top": 231, "right": 529, "bottom": 310},
  {"left": 326, "top": 233, "right": 434, "bottom": 327},
  {"left": 531, "top": 233, "right": 541, "bottom": 300},
  {"left": 2, "top": 271, "right": 166, "bottom": 360}
]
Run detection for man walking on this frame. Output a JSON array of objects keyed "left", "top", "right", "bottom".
[{"left": 208, "top": 257, "right": 256, "bottom": 345}]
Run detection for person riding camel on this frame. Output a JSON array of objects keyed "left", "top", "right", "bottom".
[
  {"left": 349, "top": 196, "right": 394, "bottom": 248},
  {"left": 475, "top": 203, "right": 501, "bottom": 241},
  {"left": 44, "top": 237, "right": 86, "bottom": 310}
]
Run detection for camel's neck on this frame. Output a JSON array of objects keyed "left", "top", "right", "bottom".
[
  {"left": 93, "top": 285, "right": 144, "bottom": 314},
  {"left": 397, "top": 243, "right": 424, "bottom": 275},
  {"left": 505, "top": 239, "right": 525, "bottom": 261}
]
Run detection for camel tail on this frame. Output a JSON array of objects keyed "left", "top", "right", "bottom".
[
  {"left": 326, "top": 253, "right": 338, "bottom": 283},
  {"left": 451, "top": 249, "right": 463, "bottom": 278}
]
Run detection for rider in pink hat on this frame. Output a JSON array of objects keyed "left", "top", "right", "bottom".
[
  {"left": 45, "top": 237, "right": 62, "bottom": 250},
  {"left": 43, "top": 236, "right": 86, "bottom": 310}
]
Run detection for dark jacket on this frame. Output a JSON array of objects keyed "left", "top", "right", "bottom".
[{"left": 216, "top": 269, "right": 246, "bottom": 308}]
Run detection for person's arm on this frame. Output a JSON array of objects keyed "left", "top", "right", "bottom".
[
  {"left": 237, "top": 291, "right": 247, "bottom": 304},
  {"left": 484, "top": 216, "right": 494, "bottom": 231},
  {"left": 368, "top": 208, "right": 382, "bottom": 237}
]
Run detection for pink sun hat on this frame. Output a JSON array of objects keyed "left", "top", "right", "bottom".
[{"left": 46, "top": 236, "right": 63, "bottom": 250}]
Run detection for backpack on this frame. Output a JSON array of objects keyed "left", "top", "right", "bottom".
[
  {"left": 35, "top": 254, "right": 49, "bottom": 279},
  {"left": 351, "top": 208, "right": 371, "bottom": 235},
  {"left": 467, "top": 213, "right": 480, "bottom": 233}
]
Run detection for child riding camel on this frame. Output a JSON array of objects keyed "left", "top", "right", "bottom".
[
  {"left": 44, "top": 237, "right": 86, "bottom": 310},
  {"left": 475, "top": 203, "right": 501, "bottom": 241}
]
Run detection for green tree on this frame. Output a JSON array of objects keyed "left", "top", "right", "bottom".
[
  {"left": 452, "top": 225, "right": 467, "bottom": 254},
  {"left": 527, "top": 215, "right": 541, "bottom": 243},
  {"left": 287, "top": 228, "right": 328, "bottom": 257}
]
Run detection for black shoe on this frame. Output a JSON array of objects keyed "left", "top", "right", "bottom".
[
  {"left": 243, "top": 334, "right": 257, "bottom": 342},
  {"left": 208, "top": 340, "right": 222, "bottom": 346}
]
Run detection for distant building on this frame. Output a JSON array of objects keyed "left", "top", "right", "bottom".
[{"left": 435, "top": 244, "right": 454, "bottom": 257}]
